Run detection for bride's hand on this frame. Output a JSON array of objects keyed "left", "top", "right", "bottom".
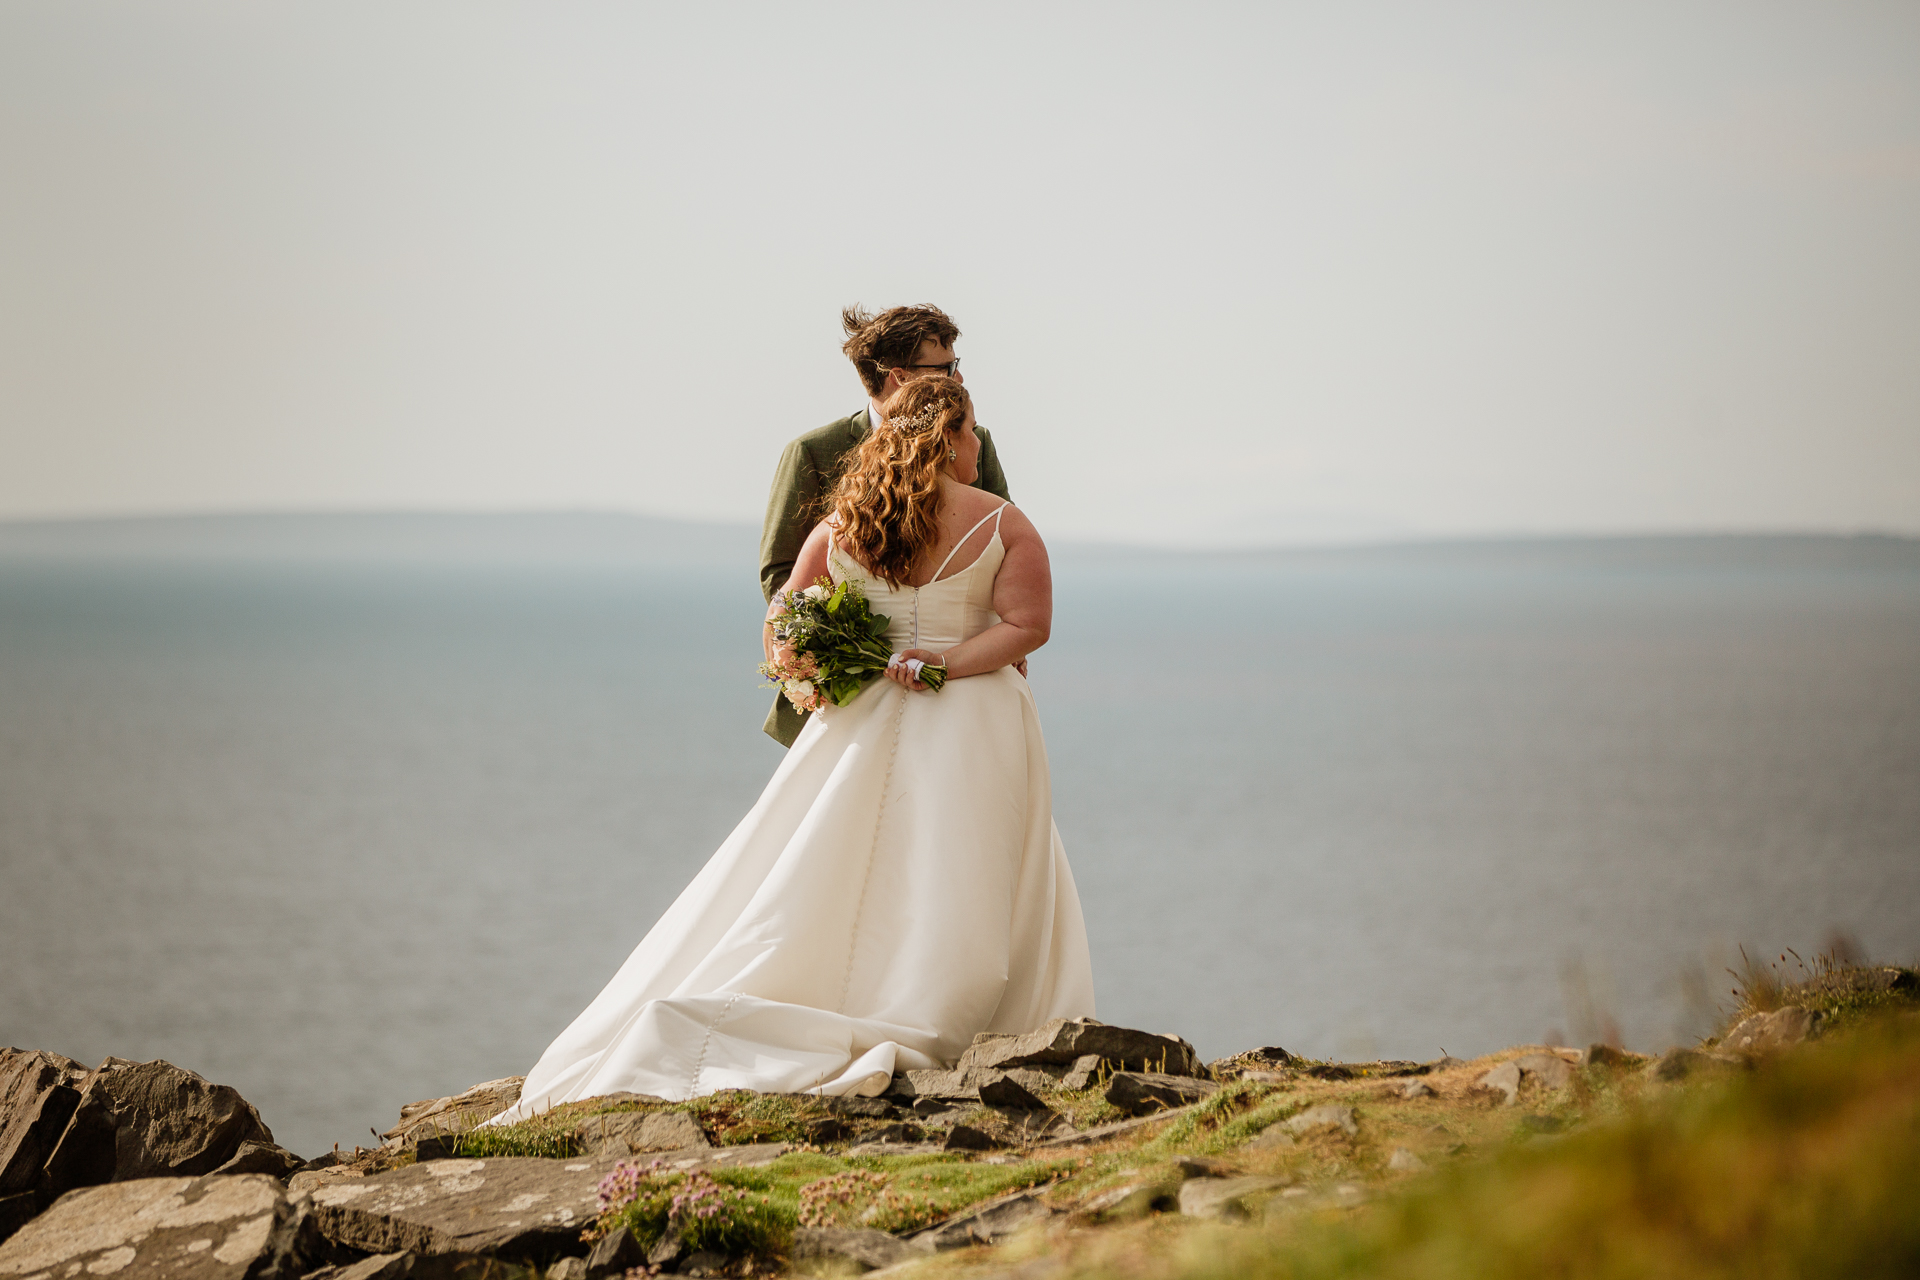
[{"left": 885, "top": 648, "right": 944, "bottom": 691}]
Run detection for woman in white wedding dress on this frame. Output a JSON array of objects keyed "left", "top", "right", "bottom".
[{"left": 489, "top": 377, "right": 1094, "bottom": 1121}]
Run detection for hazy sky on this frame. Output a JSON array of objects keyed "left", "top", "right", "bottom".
[{"left": 2, "top": 2, "right": 1916, "bottom": 545}]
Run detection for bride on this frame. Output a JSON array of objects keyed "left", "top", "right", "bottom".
[{"left": 490, "top": 376, "right": 1094, "bottom": 1118}]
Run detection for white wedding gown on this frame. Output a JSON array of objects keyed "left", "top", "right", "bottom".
[{"left": 489, "top": 506, "right": 1095, "bottom": 1120}]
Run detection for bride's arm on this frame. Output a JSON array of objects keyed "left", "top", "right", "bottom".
[
  {"left": 765, "top": 522, "right": 832, "bottom": 664},
  {"left": 897, "top": 505, "right": 1051, "bottom": 682}
]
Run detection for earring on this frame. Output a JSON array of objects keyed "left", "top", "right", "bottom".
[{"left": 948, "top": 448, "right": 958, "bottom": 461}]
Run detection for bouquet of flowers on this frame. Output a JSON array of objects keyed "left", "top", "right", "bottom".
[{"left": 761, "top": 577, "right": 946, "bottom": 712}]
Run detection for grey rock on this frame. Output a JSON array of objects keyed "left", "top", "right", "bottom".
[
  {"left": 58, "top": 1060, "right": 279, "bottom": 1184},
  {"left": 384, "top": 1257, "right": 534, "bottom": 1280},
  {"left": 1400, "top": 1080, "right": 1436, "bottom": 1100},
  {"left": 306, "top": 1255, "right": 536, "bottom": 1280},
  {"left": 583, "top": 1226, "right": 644, "bottom": 1279},
  {"left": 0, "top": 1193, "right": 39, "bottom": 1247},
  {"left": 211, "top": 1143, "right": 306, "bottom": 1183},
  {"left": 1282, "top": 1104, "right": 1358, "bottom": 1137},
  {"left": 977, "top": 1076, "right": 1047, "bottom": 1113},
  {"left": 888, "top": 1068, "right": 1052, "bottom": 1106},
  {"left": 790, "top": 1227, "right": 915, "bottom": 1272},
  {"left": 1075, "top": 1182, "right": 1167, "bottom": 1220},
  {"left": 1474, "top": 1062, "right": 1522, "bottom": 1106},
  {"left": 1387, "top": 1147, "right": 1427, "bottom": 1172},
  {"left": 302, "top": 1148, "right": 783, "bottom": 1258},
  {"left": 942, "top": 1125, "right": 1005, "bottom": 1153},
  {"left": 303, "top": 1251, "right": 414, "bottom": 1280},
  {"left": 1512, "top": 1054, "right": 1574, "bottom": 1092},
  {"left": 1029, "top": 1102, "right": 1210, "bottom": 1151},
  {"left": 997, "top": 1069, "right": 1061, "bottom": 1096},
  {"left": 1175, "top": 1176, "right": 1289, "bottom": 1221},
  {"left": 817, "top": 1096, "right": 898, "bottom": 1120},
  {"left": 298, "top": 1151, "right": 351, "bottom": 1173},
  {"left": 381, "top": 1081, "right": 526, "bottom": 1148},
  {"left": 1722, "top": 1006, "right": 1822, "bottom": 1056},
  {"left": 957, "top": 1020, "right": 1203, "bottom": 1078},
  {"left": 1650, "top": 1048, "right": 1747, "bottom": 1082},
  {"left": 887, "top": 1071, "right": 978, "bottom": 1104},
  {"left": 287, "top": 1168, "right": 361, "bottom": 1198},
  {"left": 1241, "top": 1126, "right": 1295, "bottom": 1152},
  {"left": 544, "top": 1258, "right": 586, "bottom": 1280},
  {"left": 573, "top": 1112, "right": 708, "bottom": 1160},
  {"left": 1057, "top": 1056, "right": 1105, "bottom": 1092},
  {"left": 677, "top": 1251, "right": 725, "bottom": 1278},
  {"left": 38, "top": 1069, "right": 121, "bottom": 1199},
  {"left": 851, "top": 1122, "right": 921, "bottom": 1147},
  {"left": 1173, "top": 1155, "right": 1235, "bottom": 1180},
  {"left": 1103, "top": 1073, "right": 1218, "bottom": 1117},
  {"left": 0, "top": 1174, "right": 304, "bottom": 1280},
  {"left": 903, "top": 1190, "right": 1050, "bottom": 1251},
  {"left": 803, "top": 1116, "right": 856, "bottom": 1145},
  {"left": 1210, "top": 1047, "right": 1296, "bottom": 1078},
  {"left": 642, "top": 1234, "right": 679, "bottom": 1269},
  {"left": 0, "top": 1052, "right": 83, "bottom": 1199}
]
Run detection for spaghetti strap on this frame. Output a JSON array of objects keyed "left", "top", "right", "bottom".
[{"left": 931, "top": 502, "right": 1011, "bottom": 581}]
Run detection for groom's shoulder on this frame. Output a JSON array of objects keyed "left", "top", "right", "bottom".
[{"left": 788, "top": 410, "right": 867, "bottom": 462}]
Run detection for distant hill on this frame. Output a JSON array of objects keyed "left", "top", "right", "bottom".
[
  {"left": 0, "top": 512, "right": 761, "bottom": 570},
  {"left": 0, "top": 513, "right": 1914, "bottom": 575}
]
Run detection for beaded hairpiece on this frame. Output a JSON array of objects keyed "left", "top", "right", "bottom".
[{"left": 881, "top": 406, "right": 943, "bottom": 435}]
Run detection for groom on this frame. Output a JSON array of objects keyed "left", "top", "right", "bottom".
[{"left": 758, "top": 304, "right": 1012, "bottom": 746}]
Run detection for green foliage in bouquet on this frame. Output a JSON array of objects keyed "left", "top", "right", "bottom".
[{"left": 760, "top": 576, "right": 945, "bottom": 712}]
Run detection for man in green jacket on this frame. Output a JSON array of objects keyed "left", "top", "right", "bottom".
[{"left": 758, "top": 304, "right": 1012, "bottom": 746}]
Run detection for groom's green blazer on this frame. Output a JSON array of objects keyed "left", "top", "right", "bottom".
[{"left": 758, "top": 406, "right": 1010, "bottom": 746}]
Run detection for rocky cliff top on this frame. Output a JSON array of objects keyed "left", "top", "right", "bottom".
[{"left": 3, "top": 964, "right": 1916, "bottom": 1280}]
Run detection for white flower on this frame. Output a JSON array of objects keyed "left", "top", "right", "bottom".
[
  {"left": 787, "top": 679, "right": 815, "bottom": 699},
  {"left": 802, "top": 584, "right": 830, "bottom": 602}
]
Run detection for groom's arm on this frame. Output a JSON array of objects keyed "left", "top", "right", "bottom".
[
  {"left": 974, "top": 426, "right": 1011, "bottom": 502},
  {"left": 759, "top": 437, "right": 828, "bottom": 603},
  {"left": 759, "top": 421, "right": 1010, "bottom": 601}
]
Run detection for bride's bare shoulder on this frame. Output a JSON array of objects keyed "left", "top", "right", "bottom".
[
  {"left": 940, "top": 481, "right": 1004, "bottom": 521},
  {"left": 994, "top": 501, "right": 1044, "bottom": 550}
]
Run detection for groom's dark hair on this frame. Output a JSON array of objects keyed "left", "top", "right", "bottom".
[{"left": 841, "top": 305, "right": 961, "bottom": 397}]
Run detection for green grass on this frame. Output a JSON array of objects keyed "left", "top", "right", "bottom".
[
  {"left": 1719, "top": 952, "right": 1920, "bottom": 1037},
  {"left": 589, "top": 1147, "right": 1081, "bottom": 1263},
  {"left": 1037, "top": 1014, "right": 1920, "bottom": 1280}
]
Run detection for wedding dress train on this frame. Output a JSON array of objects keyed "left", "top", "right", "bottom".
[{"left": 489, "top": 506, "right": 1095, "bottom": 1121}]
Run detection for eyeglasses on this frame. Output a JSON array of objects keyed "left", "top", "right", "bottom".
[{"left": 893, "top": 358, "right": 960, "bottom": 377}]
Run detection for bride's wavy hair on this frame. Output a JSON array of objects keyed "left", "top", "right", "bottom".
[{"left": 828, "top": 376, "right": 970, "bottom": 588}]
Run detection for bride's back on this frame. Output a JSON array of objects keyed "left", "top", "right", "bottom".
[{"left": 829, "top": 482, "right": 1010, "bottom": 653}]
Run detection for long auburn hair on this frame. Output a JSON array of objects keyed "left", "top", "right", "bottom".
[{"left": 828, "top": 376, "right": 969, "bottom": 588}]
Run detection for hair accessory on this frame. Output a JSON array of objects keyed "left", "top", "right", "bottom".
[{"left": 881, "top": 406, "right": 942, "bottom": 435}]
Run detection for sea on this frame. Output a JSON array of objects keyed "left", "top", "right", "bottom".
[{"left": 1, "top": 515, "right": 1916, "bottom": 1159}]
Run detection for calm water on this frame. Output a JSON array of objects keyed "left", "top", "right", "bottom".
[{"left": 2, "top": 523, "right": 1916, "bottom": 1158}]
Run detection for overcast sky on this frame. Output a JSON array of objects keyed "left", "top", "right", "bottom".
[{"left": 2, "top": 1, "right": 1915, "bottom": 546}]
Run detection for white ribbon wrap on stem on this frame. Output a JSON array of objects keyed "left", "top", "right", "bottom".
[{"left": 887, "top": 652, "right": 926, "bottom": 682}]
